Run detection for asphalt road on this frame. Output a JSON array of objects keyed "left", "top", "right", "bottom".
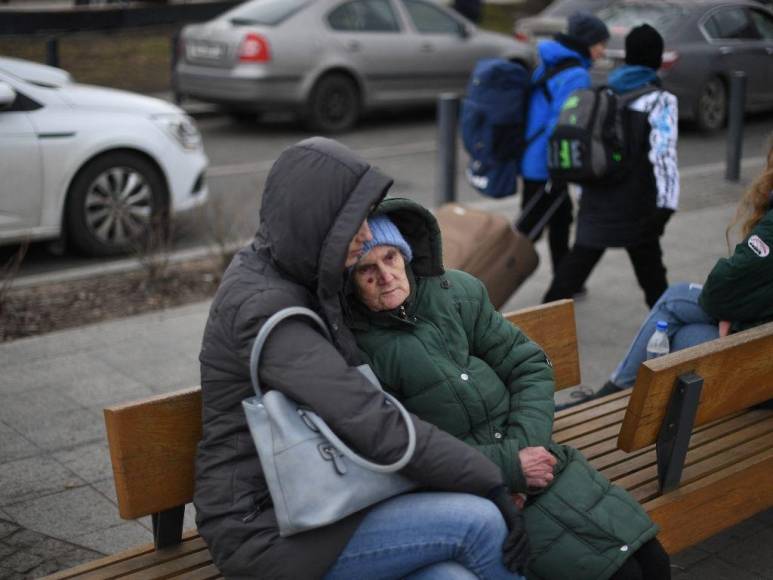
[{"left": 10, "top": 107, "right": 773, "bottom": 280}]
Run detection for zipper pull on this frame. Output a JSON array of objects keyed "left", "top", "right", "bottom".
[{"left": 399, "top": 305, "right": 407, "bottom": 320}]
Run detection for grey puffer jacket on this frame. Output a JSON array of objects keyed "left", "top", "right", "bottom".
[{"left": 194, "top": 138, "right": 505, "bottom": 579}]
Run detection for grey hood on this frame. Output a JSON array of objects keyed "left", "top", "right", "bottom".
[{"left": 258, "top": 137, "right": 393, "bottom": 296}]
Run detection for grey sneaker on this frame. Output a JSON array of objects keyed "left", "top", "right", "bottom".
[{"left": 555, "top": 386, "right": 594, "bottom": 411}]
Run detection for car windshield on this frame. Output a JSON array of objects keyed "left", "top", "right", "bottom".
[
  {"left": 543, "top": 0, "right": 611, "bottom": 17},
  {"left": 596, "top": 3, "right": 689, "bottom": 36},
  {"left": 223, "top": 0, "right": 309, "bottom": 26}
]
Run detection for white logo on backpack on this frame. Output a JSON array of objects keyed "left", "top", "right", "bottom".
[{"left": 748, "top": 235, "right": 770, "bottom": 257}]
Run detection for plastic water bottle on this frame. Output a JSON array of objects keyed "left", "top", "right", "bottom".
[{"left": 646, "top": 321, "right": 670, "bottom": 360}]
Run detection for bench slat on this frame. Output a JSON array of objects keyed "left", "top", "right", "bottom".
[
  {"left": 586, "top": 408, "right": 772, "bottom": 474},
  {"left": 619, "top": 320, "right": 773, "bottom": 452},
  {"left": 504, "top": 299, "right": 580, "bottom": 391},
  {"left": 601, "top": 414, "right": 773, "bottom": 484},
  {"left": 42, "top": 534, "right": 206, "bottom": 580},
  {"left": 555, "top": 423, "right": 621, "bottom": 448},
  {"left": 644, "top": 448, "right": 773, "bottom": 554},
  {"left": 553, "top": 390, "right": 630, "bottom": 432},
  {"left": 120, "top": 547, "right": 214, "bottom": 580},
  {"left": 175, "top": 564, "right": 223, "bottom": 580},
  {"left": 72, "top": 536, "right": 206, "bottom": 580},
  {"left": 625, "top": 423, "right": 773, "bottom": 503},
  {"left": 554, "top": 409, "right": 627, "bottom": 443}
]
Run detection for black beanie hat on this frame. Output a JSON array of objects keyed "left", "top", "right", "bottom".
[
  {"left": 625, "top": 24, "right": 664, "bottom": 70},
  {"left": 567, "top": 11, "right": 610, "bottom": 48}
]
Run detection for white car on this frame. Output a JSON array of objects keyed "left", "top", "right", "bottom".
[{"left": 0, "top": 57, "right": 208, "bottom": 256}]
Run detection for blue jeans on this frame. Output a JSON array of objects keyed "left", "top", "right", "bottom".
[
  {"left": 611, "top": 282, "right": 720, "bottom": 388},
  {"left": 324, "top": 492, "right": 523, "bottom": 580}
]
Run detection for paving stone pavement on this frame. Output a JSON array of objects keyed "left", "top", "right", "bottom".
[{"left": 1, "top": 162, "right": 772, "bottom": 578}]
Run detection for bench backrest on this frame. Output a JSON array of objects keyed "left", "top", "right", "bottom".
[
  {"left": 618, "top": 320, "right": 773, "bottom": 452},
  {"left": 104, "top": 299, "right": 580, "bottom": 519},
  {"left": 504, "top": 299, "right": 580, "bottom": 391},
  {"left": 105, "top": 387, "right": 202, "bottom": 519}
]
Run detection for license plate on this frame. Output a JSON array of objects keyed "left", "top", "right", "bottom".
[{"left": 186, "top": 41, "right": 225, "bottom": 60}]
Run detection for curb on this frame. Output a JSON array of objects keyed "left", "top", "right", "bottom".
[
  {"left": 9, "top": 196, "right": 521, "bottom": 290},
  {"left": 10, "top": 239, "right": 249, "bottom": 290}
]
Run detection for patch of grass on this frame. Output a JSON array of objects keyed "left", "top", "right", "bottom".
[
  {"left": 481, "top": 0, "right": 550, "bottom": 35},
  {"left": 0, "top": 25, "right": 178, "bottom": 93}
]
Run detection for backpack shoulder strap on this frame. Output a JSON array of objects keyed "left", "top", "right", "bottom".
[
  {"left": 616, "top": 84, "right": 660, "bottom": 109},
  {"left": 533, "top": 58, "right": 583, "bottom": 103},
  {"left": 524, "top": 59, "right": 585, "bottom": 147}
]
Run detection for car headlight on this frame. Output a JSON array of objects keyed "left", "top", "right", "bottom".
[{"left": 152, "top": 114, "right": 202, "bottom": 150}]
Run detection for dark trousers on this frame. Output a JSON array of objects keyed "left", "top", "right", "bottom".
[
  {"left": 517, "top": 179, "right": 573, "bottom": 273},
  {"left": 609, "top": 538, "right": 671, "bottom": 580},
  {"left": 543, "top": 238, "right": 668, "bottom": 308}
]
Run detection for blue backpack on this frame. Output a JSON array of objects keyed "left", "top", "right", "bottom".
[{"left": 461, "top": 58, "right": 581, "bottom": 199}]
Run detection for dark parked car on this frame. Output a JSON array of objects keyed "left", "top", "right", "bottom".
[{"left": 594, "top": 0, "right": 773, "bottom": 131}]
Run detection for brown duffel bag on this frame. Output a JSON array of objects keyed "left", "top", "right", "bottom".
[{"left": 436, "top": 203, "right": 538, "bottom": 309}]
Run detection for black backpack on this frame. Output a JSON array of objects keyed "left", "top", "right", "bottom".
[
  {"left": 461, "top": 58, "right": 580, "bottom": 199},
  {"left": 547, "top": 85, "right": 658, "bottom": 185}
]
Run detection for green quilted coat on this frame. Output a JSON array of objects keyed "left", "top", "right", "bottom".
[{"left": 346, "top": 198, "right": 659, "bottom": 580}]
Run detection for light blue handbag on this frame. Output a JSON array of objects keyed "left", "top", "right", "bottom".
[{"left": 243, "top": 306, "right": 418, "bottom": 537}]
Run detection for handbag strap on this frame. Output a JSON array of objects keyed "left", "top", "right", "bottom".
[
  {"left": 249, "top": 306, "right": 416, "bottom": 473},
  {"left": 249, "top": 306, "right": 332, "bottom": 401}
]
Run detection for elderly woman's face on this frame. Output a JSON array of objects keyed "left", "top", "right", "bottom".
[{"left": 353, "top": 245, "right": 410, "bottom": 312}]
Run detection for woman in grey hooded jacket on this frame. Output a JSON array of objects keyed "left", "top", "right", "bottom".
[{"left": 194, "top": 137, "right": 529, "bottom": 579}]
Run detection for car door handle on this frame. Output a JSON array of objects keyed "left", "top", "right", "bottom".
[
  {"left": 719, "top": 46, "right": 733, "bottom": 55},
  {"left": 420, "top": 42, "right": 433, "bottom": 52},
  {"left": 346, "top": 40, "right": 361, "bottom": 52}
]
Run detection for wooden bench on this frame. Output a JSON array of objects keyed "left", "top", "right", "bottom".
[
  {"left": 43, "top": 299, "right": 773, "bottom": 578},
  {"left": 508, "top": 300, "right": 773, "bottom": 554}
]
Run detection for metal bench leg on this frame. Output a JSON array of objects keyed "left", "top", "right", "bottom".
[
  {"left": 152, "top": 505, "right": 185, "bottom": 549},
  {"left": 656, "top": 372, "right": 703, "bottom": 493}
]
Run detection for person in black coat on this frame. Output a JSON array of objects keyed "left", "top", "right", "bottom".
[
  {"left": 194, "top": 137, "right": 529, "bottom": 579},
  {"left": 543, "top": 24, "right": 680, "bottom": 308}
]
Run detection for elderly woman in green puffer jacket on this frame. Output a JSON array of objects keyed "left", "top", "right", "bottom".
[{"left": 344, "top": 198, "right": 671, "bottom": 580}]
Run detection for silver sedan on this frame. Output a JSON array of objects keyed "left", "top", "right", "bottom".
[{"left": 174, "top": 0, "right": 533, "bottom": 132}]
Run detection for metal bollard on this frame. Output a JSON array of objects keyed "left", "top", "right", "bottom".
[
  {"left": 46, "top": 37, "right": 59, "bottom": 68},
  {"left": 170, "top": 30, "right": 181, "bottom": 104},
  {"left": 436, "top": 93, "right": 460, "bottom": 205},
  {"left": 725, "top": 71, "right": 746, "bottom": 182}
]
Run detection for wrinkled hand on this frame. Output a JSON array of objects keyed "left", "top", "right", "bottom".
[
  {"left": 519, "top": 446, "right": 556, "bottom": 489},
  {"left": 719, "top": 320, "right": 731, "bottom": 337},
  {"left": 488, "top": 487, "right": 531, "bottom": 574}
]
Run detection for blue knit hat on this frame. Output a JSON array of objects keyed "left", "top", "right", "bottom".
[{"left": 360, "top": 215, "right": 413, "bottom": 263}]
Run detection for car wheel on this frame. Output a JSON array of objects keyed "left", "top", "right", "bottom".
[
  {"left": 66, "top": 152, "right": 168, "bottom": 256},
  {"left": 306, "top": 73, "right": 360, "bottom": 133},
  {"left": 696, "top": 76, "right": 727, "bottom": 132}
]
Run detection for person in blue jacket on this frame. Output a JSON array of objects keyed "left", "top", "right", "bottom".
[{"left": 519, "top": 12, "right": 609, "bottom": 274}]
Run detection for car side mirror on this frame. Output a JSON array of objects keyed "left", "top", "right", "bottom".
[
  {"left": 0, "top": 82, "right": 16, "bottom": 109},
  {"left": 458, "top": 23, "right": 471, "bottom": 39}
]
